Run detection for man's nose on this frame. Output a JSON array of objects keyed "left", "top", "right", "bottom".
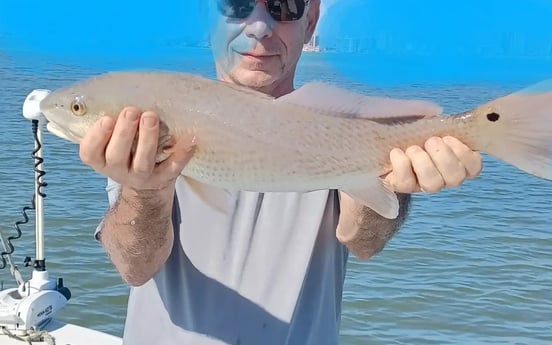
[{"left": 243, "top": 2, "right": 275, "bottom": 40}]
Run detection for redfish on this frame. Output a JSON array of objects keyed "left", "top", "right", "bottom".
[{"left": 39, "top": 72, "right": 552, "bottom": 219}]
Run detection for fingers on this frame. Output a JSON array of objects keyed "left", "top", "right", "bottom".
[
  {"left": 130, "top": 111, "right": 160, "bottom": 179},
  {"left": 405, "top": 144, "right": 445, "bottom": 193},
  {"left": 424, "top": 137, "right": 466, "bottom": 188},
  {"left": 442, "top": 136, "right": 482, "bottom": 178},
  {"left": 79, "top": 116, "right": 115, "bottom": 171},
  {"left": 384, "top": 148, "right": 420, "bottom": 193},
  {"left": 386, "top": 136, "right": 483, "bottom": 194},
  {"left": 104, "top": 107, "right": 141, "bottom": 176}
]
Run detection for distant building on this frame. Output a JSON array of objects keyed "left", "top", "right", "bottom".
[{"left": 303, "top": 34, "right": 320, "bottom": 52}]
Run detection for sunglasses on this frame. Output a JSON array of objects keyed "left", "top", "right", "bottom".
[{"left": 217, "top": 0, "right": 309, "bottom": 22}]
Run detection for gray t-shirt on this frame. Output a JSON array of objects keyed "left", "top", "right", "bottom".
[{"left": 99, "top": 176, "right": 349, "bottom": 345}]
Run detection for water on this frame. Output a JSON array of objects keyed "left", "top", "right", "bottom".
[{"left": 0, "top": 50, "right": 551, "bottom": 344}]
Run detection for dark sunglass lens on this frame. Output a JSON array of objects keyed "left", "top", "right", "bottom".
[
  {"left": 217, "top": 0, "right": 257, "bottom": 19},
  {"left": 267, "top": 0, "right": 306, "bottom": 21}
]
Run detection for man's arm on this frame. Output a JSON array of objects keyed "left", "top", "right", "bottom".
[
  {"left": 97, "top": 186, "right": 175, "bottom": 286},
  {"left": 80, "top": 107, "right": 194, "bottom": 286},
  {"left": 337, "top": 192, "right": 411, "bottom": 260}
]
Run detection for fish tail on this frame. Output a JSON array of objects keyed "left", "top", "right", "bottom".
[{"left": 474, "top": 79, "right": 552, "bottom": 180}]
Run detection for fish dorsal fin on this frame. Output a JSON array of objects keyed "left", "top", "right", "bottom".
[{"left": 276, "top": 82, "right": 443, "bottom": 119}]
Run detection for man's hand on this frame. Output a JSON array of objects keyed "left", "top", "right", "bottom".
[
  {"left": 384, "top": 136, "right": 482, "bottom": 193},
  {"left": 79, "top": 106, "right": 194, "bottom": 191}
]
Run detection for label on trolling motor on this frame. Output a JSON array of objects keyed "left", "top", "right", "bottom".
[{"left": 36, "top": 304, "right": 53, "bottom": 319}]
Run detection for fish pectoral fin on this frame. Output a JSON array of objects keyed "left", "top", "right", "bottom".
[
  {"left": 183, "top": 176, "right": 233, "bottom": 213},
  {"left": 276, "top": 82, "right": 443, "bottom": 119},
  {"left": 343, "top": 178, "right": 399, "bottom": 219}
]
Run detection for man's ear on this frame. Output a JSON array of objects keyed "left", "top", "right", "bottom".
[{"left": 304, "top": 0, "right": 321, "bottom": 44}]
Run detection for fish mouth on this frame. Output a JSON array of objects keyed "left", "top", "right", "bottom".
[{"left": 45, "top": 121, "right": 82, "bottom": 144}]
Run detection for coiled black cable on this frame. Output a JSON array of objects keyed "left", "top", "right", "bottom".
[{"left": 0, "top": 119, "right": 47, "bottom": 270}]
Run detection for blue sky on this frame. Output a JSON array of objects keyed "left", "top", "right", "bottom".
[
  {"left": 1, "top": 0, "right": 551, "bottom": 84},
  {"left": 0, "top": 0, "right": 207, "bottom": 57},
  {"left": 2, "top": 0, "right": 551, "bottom": 59},
  {"left": 315, "top": 0, "right": 552, "bottom": 84},
  {"left": 320, "top": 0, "right": 339, "bottom": 18},
  {"left": 317, "top": 0, "right": 552, "bottom": 56}
]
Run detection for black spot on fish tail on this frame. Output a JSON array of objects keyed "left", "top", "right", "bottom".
[{"left": 486, "top": 112, "right": 500, "bottom": 122}]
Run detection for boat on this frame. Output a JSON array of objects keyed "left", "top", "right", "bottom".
[{"left": 0, "top": 90, "right": 123, "bottom": 345}]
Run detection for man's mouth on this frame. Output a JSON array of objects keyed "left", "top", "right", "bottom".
[
  {"left": 243, "top": 52, "right": 276, "bottom": 57},
  {"left": 238, "top": 52, "right": 279, "bottom": 65},
  {"left": 237, "top": 50, "right": 279, "bottom": 58}
]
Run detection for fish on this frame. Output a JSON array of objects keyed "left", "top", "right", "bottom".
[{"left": 39, "top": 71, "right": 552, "bottom": 219}]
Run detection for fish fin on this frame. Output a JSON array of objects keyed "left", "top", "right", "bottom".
[
  {"left": 155, "top": 123, "right": 177, "bottom": 163},
  {"left": 157, "top": 143, "right": 176, "bottom": 163},
  {"left": 475, "top": 79, "right": 552, "bottom": 180},
  {"left": 156, "top": 151, "right": 172, "bottom": 163},
  {"left": 276, "top": 82, "right": 443, "bottom": 119},
  {"left": 183, "top": 176, "right": 233, "bottom": 213},
  {"left": 342, "top": 178, "right": 399, "bottom": 219}
]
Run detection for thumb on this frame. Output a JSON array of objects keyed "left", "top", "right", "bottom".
[{"left": 157, "top": 135, "right": 197, "bottom": 177}]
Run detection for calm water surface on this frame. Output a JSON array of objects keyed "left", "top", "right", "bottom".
[{"left": 0, "top": 50, "right": 551, "bottom": 344}]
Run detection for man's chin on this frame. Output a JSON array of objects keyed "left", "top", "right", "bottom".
[{"left": 230, "top": 69, "right": 279, "bottom": 91}]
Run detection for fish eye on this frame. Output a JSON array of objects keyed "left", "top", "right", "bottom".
[{"left": 70, "top": 98, "right": 87, "bottom": 116}]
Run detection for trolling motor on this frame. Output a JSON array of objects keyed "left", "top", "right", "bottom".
[{"left": 0, "top": 90, "right": 71, "bottom": 336}]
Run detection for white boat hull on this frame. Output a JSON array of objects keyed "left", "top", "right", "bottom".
[{"left": 0, "top": 319, "right": 122, "bottom": 345}]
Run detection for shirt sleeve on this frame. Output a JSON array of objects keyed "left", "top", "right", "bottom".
[{"left": 94, "top": 177, "right": 121, "bottom": 241}]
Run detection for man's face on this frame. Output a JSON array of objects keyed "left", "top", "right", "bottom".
[{"left": 209, "top": 0, "right": 320, "bottom": 96}]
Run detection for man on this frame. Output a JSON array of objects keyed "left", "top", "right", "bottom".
[{"left": 80, "top": 0, "right": 482, "bottom": 344}]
